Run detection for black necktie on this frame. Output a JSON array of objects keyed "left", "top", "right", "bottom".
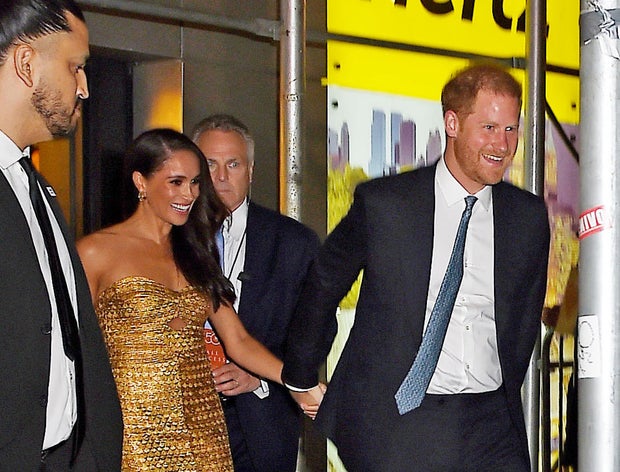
[{"left": 19, "top": 157, "right": 81, "bottom": 361}]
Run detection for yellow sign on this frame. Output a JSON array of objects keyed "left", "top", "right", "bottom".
[
  {"left": 327, "top": 41, "right": 579, "bottom": 124},
  {"left": 326, "top": 1, "right": 580, "bottom": 124},
  {"left": 329, "top": 0, "right": 578, "bottom": 70}
]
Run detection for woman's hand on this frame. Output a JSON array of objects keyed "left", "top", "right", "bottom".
[{"left": 290, "top": 383, "right": 327, "bottom": 420}]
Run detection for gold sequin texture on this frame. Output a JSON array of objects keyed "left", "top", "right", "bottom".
[{"left": 96, "top": 276, "right": 233, "bottom": 471}]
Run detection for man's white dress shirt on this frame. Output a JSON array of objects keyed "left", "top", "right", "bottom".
[{"left": 426, "top": 158, "right": 502, "bottom": 394}]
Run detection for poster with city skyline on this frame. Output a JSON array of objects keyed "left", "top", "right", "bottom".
[{"left": 328, "top": 85, "right": 444, "bottom": 177}]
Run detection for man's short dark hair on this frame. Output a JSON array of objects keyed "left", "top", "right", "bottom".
[{"left": 0, "top": 0, "right": 85, "bottom": 65}]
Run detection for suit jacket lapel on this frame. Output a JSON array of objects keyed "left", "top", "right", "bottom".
[
  {"left": 492, "top": 183, "right": 519, "bottom": 349},
  {"left": 0, "top": 169, "right": 58, "bottom": 317},
  {"left": 36, "top": 172, "right": 77, "bottom": 254},
  {"left": 399, "top": 166, "right": 436, "bottom": 343},
  {"left": 237, "top": 202, "right": 270, "bottom": 329},
  {"left": 0, "top": 171, "right": 36, "bottom": 251}
]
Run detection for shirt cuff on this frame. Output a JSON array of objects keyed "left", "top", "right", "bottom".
[
  {"left": 284, "top": 382, "right": 318, "bottom": 393},
  {"left": 253, "top": 379, "right": 270, "bottom": 399}
]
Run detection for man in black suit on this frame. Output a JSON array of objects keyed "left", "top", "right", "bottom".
[
  {"left": 0, "top": 1, "right": 122, "bottom": 470},
  {"left": 192, "top": 114, "right": 320, "bottom": 472},
  {"left": 283, "top": 64, "right": 550, "bottom": 471}
]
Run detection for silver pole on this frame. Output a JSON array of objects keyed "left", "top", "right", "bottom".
[
  {"left": 579, "top": 1, "right": 620, "bottom": 470},
  {"left": 279, "top": 0, "right": 306, "bottom": 220},
  {"left": 522, "top": 0, "right": 547, "bottom": 470}
]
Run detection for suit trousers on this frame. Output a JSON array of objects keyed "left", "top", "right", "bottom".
[
  {"left": 380, "top": 388, "right": 529, "bottom": 472},
  {"left": 222, "top": 398, "right": 255, "bottom": 472}
]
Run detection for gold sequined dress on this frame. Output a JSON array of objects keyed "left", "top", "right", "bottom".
[{"left": 96, "top": 276, "right": 233, "bottom": 471}]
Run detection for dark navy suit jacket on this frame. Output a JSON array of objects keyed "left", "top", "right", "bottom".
[
  {"left": 230, "top": 201, "right": 319, "bottom": 472},
  {"left": 283, "top": 164, "right": 550, "bottom": 471},
  {"left": 0, "top": 167, "right": 122, "bottom": 471}
]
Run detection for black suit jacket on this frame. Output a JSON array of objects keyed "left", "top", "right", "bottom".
[
  {"left": 0, "top": 168, "right": 123, "bottom": 471},
  {"left": 229, "top": 201, "right": 319, "bottom": 471},
  {"left": 283, "top": 164, "right": 550, "bottom": 471}
]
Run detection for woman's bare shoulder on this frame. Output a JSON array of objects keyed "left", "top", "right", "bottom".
[
  {"left": 77, "top": 224, "right": 125, "bottom": 256},
  {"left": 77, "top": 223, "right": 145, "bottom": 298}
]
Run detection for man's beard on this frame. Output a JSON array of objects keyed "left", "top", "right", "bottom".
[{"left": 31, "top": 80, "right": 79, "bottom": 138}]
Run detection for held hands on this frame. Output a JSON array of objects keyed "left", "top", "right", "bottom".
[
  {"left": 212, "top": 361, "right": 261, "bottom": 396},
  {"left": 213, "top": 360, "right": 327, "bottom": 419},
  {"left": 290, "top": 383, "right": 327, "bottom": 420}
]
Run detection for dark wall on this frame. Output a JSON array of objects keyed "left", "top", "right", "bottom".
[{"left": 82, "top": 56, "right": 133, "bottom": 233}]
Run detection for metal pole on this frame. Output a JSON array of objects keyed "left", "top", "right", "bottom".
[
  {"left": 540, "top": 328, "right": 554, "bottom": 472},
  {"left": 522, "top": 1, "right": 547, "bottom": 470},
  {"left": 523, "top": 335, "right": 542, "bottom": 472},
  {"left": 579, "top": 1, "right": 620, "bottom": 470},
  {"left": 279, "top": 0, "right": 305, "bottom": 220}
]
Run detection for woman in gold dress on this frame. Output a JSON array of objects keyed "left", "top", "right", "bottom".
[{"left": 77, "top": 128, "right": 305, "bottom": 471}]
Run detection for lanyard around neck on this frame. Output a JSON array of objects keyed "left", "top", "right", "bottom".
[{"left": 224, "top": 228, "right": 247, "bottom": 280}]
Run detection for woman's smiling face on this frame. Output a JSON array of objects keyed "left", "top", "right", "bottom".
[{"left": 136, "top": 149, "right": 202, "bottom": 226}]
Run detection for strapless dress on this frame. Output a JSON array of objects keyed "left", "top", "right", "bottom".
[{"left": 96, "top": 276, "right": 233, "bottom": 471}]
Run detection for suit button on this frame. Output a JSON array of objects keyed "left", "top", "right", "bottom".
[
  {"left": 39, "top": 395, "right": 48, "bottom": 407},
  {"left": 41, "top": 323, "right": 52, "bottom": 335}
]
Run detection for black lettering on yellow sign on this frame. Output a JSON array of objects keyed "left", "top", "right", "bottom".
[
  {"left": 392, "top": 0, "right": 527, "bottom": 33},
  {"left": 421, "top": 0, "right": 453, "bottom": 15}
]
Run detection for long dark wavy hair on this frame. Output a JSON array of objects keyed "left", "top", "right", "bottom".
[{"left": 122, "top": 128, "right": 235, "bottom": 310}]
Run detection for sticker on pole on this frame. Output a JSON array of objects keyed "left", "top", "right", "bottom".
[
  {"left": 577, "top": 314, "right": 601, "bottom": 379},
  {"left": 578, "top": 205, "right": 610, "bottom": 240}
]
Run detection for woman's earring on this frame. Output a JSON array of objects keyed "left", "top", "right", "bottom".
[{"left": 138, "top": 190, "right": 146, "bottom": 202}]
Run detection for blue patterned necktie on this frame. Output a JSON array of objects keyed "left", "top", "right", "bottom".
[{"left": 394, "top": 195, "right": 477, "bottom": 415}]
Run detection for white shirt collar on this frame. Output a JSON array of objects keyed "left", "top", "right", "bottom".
[
  {"left": 436, "top": 157, "right": 492, "bottom": 211},
  {"left": 226, "top": 198, "right": 249, "bottom": 240},
  {"left": 0, "top": 130, "right": 28, "bottom": 170}
]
